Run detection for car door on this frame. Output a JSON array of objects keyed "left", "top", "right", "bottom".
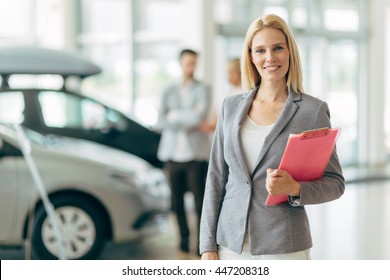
[{"left": 0, "top": 137, "right": 22, "bottom": 241}]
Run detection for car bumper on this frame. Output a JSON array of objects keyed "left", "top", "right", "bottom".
[{"left": 103, "top": 181, "right": 171, "bottom": 243}]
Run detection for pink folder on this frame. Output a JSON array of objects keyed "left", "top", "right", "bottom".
[{"left": 265, "top": 127, "right": 341, "bottom": 206}]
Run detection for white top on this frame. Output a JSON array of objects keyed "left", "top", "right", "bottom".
[{"left": 241, "top": 115, "right": 274, "bottom": 173}]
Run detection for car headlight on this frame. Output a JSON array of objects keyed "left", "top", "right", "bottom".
[
  {"left": 108, "top": 169, "right": 146, "bottom": 188},
  {"left": 108, "top": 168, "right": 170, "bottom": 196}
]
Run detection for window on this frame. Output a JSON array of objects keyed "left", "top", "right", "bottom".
[
  {"left": 79, "top": 0, "right": 183, "bottom": 127},
  {"left": 38, "top": 91, "right": 107, "bottom": 129},
  {"left": 291, "top": 4, "right": 308, "bottom": 29},
  {"left": 0, "top": 91, "right": 25, "bottom": 124},
  {"left": 8, "top": 75, "right": 63, "bottom": 90},
  {"left": 215, "top": 0, "right": 259, "bottom": 26},
  {"left": 324, "top": 9, "right": 359, "bottom": 32},
  {"left": 79, "top": 0, "right": 132, "bottom": 115},
  {"left": 326, "top": 40, "right": 358, "bottom": 163},
  {"left": 0, "top": 0, "right": 67, "bottom": 48},
  {"left": 133, "top": 42, "right": 179, "bottom": 127},
  {"left": 386, "top": 7, "right": 390, "bottom": 156},
  {"left": 323, "top": 0, "right": 360, "bottom": 32},
  {"left": 132, "top": 0, "right": 182, "bottom": 126},
  {"left": 0, "top": 1, "right": 34, "bottom": 42}
]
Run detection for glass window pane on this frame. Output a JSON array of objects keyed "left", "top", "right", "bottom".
[
  {"left": 81, "top": 99, "right": 107, "bottom": 129},
  {"left": 385, "top": 7, "right": 390, "bottom": 155},
  {"left": 296, "top": 37, "right": 359, "bottom": 165},
  {"left": 263, "top": 6, "right": 289, "bottom": 22},
  {"left": 0, "top": 0, "right": 33, "bottom": 38},
  {"left": 35, "top": 0, "right": 66, "bottom": 48},
  {"left": 8, "top": 75, "right": 63, "bottom": 90},
  {"left": 308, "top": 0, "right": 322, "bottom": 29},
  {"left": 0, "top": 91, "right": 25, "bottom": 124},
  {"left": 79, "top": 0, "right": 132, "bottom": 115},
  {"left": 134, "top": 0, "right": 182, "bottom": 33},
  {"left": 215, "top": 0, "right": 250, "bottom": 25},
  {"left": 134, "top": 42, "right": 178, "bottom": 61},
  {"left": 324, "top": 8, "right": 359, "bottom": 32},
  {"left": 292, "top": 6, "right": 308, "bottom": 29},
  {"left": 326, "top": 40, "right": 358, "bottom": 165},
  {"left": 133, "top": 42, "right": 179, "bottom": 126},
  {"left": 39, "top": 91, "right": 79, "bottom": 128},
  {"left": 82, "top": 0, "right": 129, "bottom": 34},
  {"left": 80, "top": 45, "right": 131, "bottom": 113},
  {"left": 38, "top": 91, "right": 107, "bottom": 129}
]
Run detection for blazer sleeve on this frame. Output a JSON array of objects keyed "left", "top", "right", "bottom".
[
  {"left": 289, "top": 101, "right": 345, "bottom": 206},
  {"left": 199, "top": 99, "right": 228, "bottom": 254}
]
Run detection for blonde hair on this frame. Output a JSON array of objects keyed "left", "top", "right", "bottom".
[{"left": 240, "top": 14, "right": 303, "bottom": 93}]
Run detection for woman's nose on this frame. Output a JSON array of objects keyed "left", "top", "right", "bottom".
[{"left": 266, "top": 51, "right": 275, "bottom": 62}]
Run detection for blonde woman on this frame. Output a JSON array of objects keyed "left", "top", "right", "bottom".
[{"left": 200, "top": 14, "right": 344, "bottom": 260}]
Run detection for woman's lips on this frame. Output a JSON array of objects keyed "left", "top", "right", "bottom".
[{"left": 263, "top": 65, "right": 281, "bottom": 72}]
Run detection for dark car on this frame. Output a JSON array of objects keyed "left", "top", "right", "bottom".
[{"left": 0, "top": 46, "right": 162, "bottom": 167}]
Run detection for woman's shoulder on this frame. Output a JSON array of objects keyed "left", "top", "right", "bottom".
[
  {"left": 296, "top": 92, "right": 331, "bottom": 119},
  {"left": 298, "top": 92, "right": 328, "bottom": 110},
  {"left": 300, "top": 92, "right": 326, "bottom": 104},
  {"left": 224, "top": 92, "right": 244, "bottom": 103},
  {"left": 224, "top": 88, "right": 253, "bottom": 105}
]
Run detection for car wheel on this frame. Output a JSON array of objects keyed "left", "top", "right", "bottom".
[{"left": 32, "top": 195, "right": 106, "bottom": 260}]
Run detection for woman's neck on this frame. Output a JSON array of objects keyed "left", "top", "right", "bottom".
[{"left": 256, "top": 81, "right": 287, "bottom": 102}]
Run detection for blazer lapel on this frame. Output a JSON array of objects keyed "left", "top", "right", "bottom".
[
  {"left": 232, "top": 88, "right": 257, "bottom": 181},
  {"left": 251, "top": 89, "right": 301, "bottom": 177}
]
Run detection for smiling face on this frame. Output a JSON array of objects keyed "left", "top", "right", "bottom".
[{"left": 250, "top": 27, "right": 290, "bottom": 86}]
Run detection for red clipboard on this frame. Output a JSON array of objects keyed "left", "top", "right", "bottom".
[{"left": 265, "top": 127, "right": 341, "bottom": 206}]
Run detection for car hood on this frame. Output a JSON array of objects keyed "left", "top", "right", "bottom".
[{"left": 43, "top": 135, "right": 153, "bottom": 173}]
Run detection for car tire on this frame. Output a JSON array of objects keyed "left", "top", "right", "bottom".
[{"left": 31, "top": 195, "right": 106, "bottom": 260}]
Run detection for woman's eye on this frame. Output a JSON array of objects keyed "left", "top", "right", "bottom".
[
  {"left": 274, "top": 46, "right": 283, "bottom": 51},
  {"left": 255, "top": 49, "right": 265, "bottom": 54}
]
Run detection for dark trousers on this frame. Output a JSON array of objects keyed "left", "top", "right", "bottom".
[{"left": 166, "top": 160, "right": 208, "bottom": 252}]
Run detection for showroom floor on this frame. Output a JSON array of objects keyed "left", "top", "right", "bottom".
[{"left": 1, "top": 165, "right": 390, "bottom": 260}]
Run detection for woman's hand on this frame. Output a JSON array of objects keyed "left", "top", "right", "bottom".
[
  {"left": 266, "top": 168, "right": 301, "bottom": 196},
  {"left": 201, "top": 251, "right": 220, "bottom": 260}
]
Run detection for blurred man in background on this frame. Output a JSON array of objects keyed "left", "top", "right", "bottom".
[{"left": 156, "top": 49, "right": 211, "bottom": 257}]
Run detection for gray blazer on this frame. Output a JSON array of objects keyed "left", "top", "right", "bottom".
[
  {"left": 156, "top": 80, "right": 211, "bottom": 162},
  {"left": 199, "top": 87, "right": 345, "bottom": 255}
]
